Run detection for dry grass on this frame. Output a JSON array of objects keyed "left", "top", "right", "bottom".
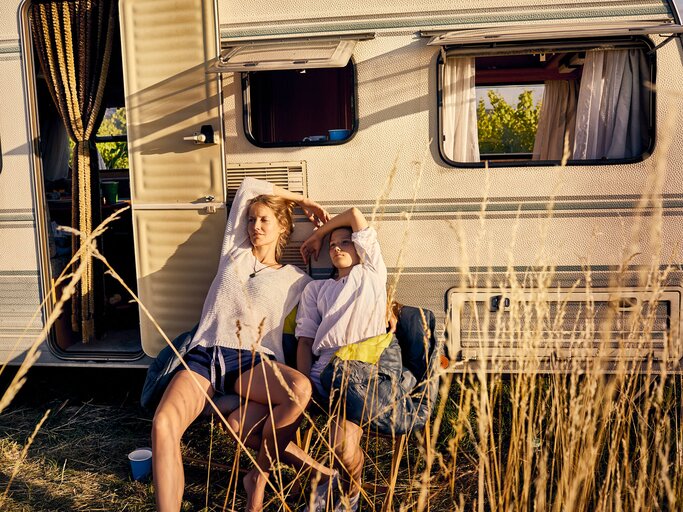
[{"left": 2, "top": 94, "right": 683, "bottom": 511}]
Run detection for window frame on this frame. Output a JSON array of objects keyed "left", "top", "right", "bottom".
[
  {"left": 241, "top": 57, "right": 359, "bottom": 148},
  {"left": 436, "top": 36, "right": 657, "bottom": 169}
]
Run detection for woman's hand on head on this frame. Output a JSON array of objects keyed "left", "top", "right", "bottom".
[
  {"left": 300, "top": 199, "right": 330, "bottom": 228},
  {"left": 300, "top": 233, "right": 323, "bottom": 264}
]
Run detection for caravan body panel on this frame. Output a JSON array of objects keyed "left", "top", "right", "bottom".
[
  {"left": 217, "top": 0, "right": 683, "bottom": 364},
  {"left": 2, "top": 0, "right": 683, "bottom": 368},
  {"left": 0, "top": 6, "right": 44, "bottom": 364}
]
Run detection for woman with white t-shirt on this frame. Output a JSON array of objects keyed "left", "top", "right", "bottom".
[
  {"left": 296, "top": 207, "right": 388, "bottom": 512},
  {"left": 152, "top": 177, "right": 330, "bottom": 512}
]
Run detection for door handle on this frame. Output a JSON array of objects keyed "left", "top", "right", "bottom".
[{"left": 183, "top": 124, "right": 215, "bottom": 144}]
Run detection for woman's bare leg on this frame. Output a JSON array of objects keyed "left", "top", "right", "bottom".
[
  {"left": 152, "top": 370, "right": 213, "bottom": 512},
  {"left": 227, "top": 401, "right": 269, "bottom": 450},
  {"left": 330, "top": 418, "right": 364, "bottom": 497},
  {"left": 225, "top": 401, "right": 334, "bottom": 477},
  {"left": 234, "top": 361, "right": 312, "bottom": 512}
]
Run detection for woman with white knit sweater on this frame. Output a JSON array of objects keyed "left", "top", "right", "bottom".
[{"left": 151, "top": 178, "right": 329, "bottom": 512}]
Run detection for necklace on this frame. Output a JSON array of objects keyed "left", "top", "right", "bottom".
[{"left": 250, "top": 256, "right": 280, "bottom": 278}]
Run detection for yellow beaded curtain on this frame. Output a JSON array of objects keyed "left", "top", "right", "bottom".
[{"left": 29, "top": 0, "right": 115, "bottom": 341}]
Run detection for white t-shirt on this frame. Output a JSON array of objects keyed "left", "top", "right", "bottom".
[
  {"left": 296, "top": 227, "right": 387, "bottom": 394},
  {"left": 189, "top": 178, "right": 311, "bottom": 363}
]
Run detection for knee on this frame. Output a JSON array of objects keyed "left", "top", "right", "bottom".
[
  {"left": 152, "top": 408, "right": 181, "bottom": 442},
  {"left": 226, "top": 412, "right": 241, "bottom": 436},
  {"left": 336, "top": 442, "right": 363, "bottom": 476},
  {"left": 291, "top": 375, "right": 312, "bottom": 407}
]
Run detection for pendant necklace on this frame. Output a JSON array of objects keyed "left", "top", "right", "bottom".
[{"left": 250, "top": 256, "right": 280, "bottom": 278}]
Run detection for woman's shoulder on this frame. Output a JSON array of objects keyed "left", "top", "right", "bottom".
[{"left": 351, "top": 225, "right": 377, "bottom": 243}]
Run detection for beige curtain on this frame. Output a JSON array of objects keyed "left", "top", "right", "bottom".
[
  {"left": 30, "top": 0, "right": 116, "bottom": 340},
  {"left": 573, "top": 50, "right": 650, "bottom": 160},
  {"left": 532, "top": 80, "right": 578, "bottom": 161},
  {"left": 443, "top": 57, "right": 480, "bottom": 162}
]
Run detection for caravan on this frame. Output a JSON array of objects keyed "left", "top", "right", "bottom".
[{"left": 2, "top": 0, "right": 683, "bottom": 369}]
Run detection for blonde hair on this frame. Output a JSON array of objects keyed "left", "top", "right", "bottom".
[{"left": 248, "top": 195, "right": 295, "bottom": 262}]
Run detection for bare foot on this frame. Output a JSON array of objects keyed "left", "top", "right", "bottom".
[{"left": 243, "top": 467, "right": 269, "bottom": 512}]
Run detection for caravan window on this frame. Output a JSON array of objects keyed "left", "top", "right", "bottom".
[
  {"left": 242, "top": 61, "right": 356, "bottom": 147},
  {"left": 438, "top": 39, "right": 655, "bottom": 167}
]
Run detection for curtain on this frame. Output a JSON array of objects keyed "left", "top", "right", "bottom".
[
  {"left": 532, "top": 80, "right": 578, "bottom": 161},
  {"left": 573, "top": 50, "right": 650, "bottom": 160},
  {"left": 30, "top": 0, "right": 115, "bottom": 340},
  {"left": 443, "top": 57, "right": 480, "bottom": 162}
]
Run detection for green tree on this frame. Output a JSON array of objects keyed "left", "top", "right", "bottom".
[
  {"left": 477, "top": 90, "right": 541, "bottom": 154},
  {"left": 96, "top": 107, "right": 128, "bottom": 169}
]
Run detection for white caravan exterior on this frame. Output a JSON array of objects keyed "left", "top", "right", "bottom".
[{"left": 2, "top": 0, "right": 683, "bottom": 368}]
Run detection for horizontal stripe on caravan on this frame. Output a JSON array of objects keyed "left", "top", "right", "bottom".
[
  {"left": 0, "top": 211, "right": 34, "bottom": 222},
  {"left": 319, "top": 193, "right": 683, "bottom": 206},
  {"left": 318, "top": 194, "right": 683, "bottom": 213},
  {"left": 318, "top": 209, "right": 683, "bottom": 221},
  {"left": 0, "top": 221, "right": 35, "bottom": 229},
  {"left": 220, "top": 1, "right": 668, "bottom": 39},
  {"left": 311, "top": 264, "right": 681, "bottom": 277},
  {"left": 0, "top": 40, "right": 20, "bottom": 54}
]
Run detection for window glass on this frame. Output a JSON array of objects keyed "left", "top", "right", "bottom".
[
  {"left": 244, "top": 61, "right": 355, "bottom": 146},
  {"left": 95, "top": 107, "right": 128, "bottom": 170},
  {"left": 476, "top": 84, "right": 544, "bottom": 158},
  {"left": 439, "top": 41, "right": 654, "bottom": 166}
]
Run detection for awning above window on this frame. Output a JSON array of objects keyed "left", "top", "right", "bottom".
[
  {"left": 209, "top": 34, "right": 374, "bottom": 72},
  {"left": 424, "top": 20, "right": 683, "bottom": 46}
]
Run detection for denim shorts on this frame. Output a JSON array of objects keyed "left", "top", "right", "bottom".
[{"left": 182, "top": 345, "right": 274, "bottom": 394}]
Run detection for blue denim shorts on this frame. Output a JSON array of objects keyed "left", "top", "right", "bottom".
[{"left": 182, "top": 345, "right": 274, "bottom": 394}]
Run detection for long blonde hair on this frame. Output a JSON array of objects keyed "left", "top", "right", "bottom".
[{"left": 248, "top": 195, "right": 295, "bottom": 262}]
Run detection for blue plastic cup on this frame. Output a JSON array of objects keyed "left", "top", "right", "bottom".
[{"left": 128, "top": 447, "right": 152, "bottom": 481}]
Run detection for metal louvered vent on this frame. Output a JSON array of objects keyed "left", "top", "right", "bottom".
[
  {"left": 280, "top": 242, "right": 305, "bottom": 270},
  {"left": 447, "top": 288, "right": 681, "bottom": 364},
  {"left": 226, "top": 161, "right": 306, "bottom": 202}
]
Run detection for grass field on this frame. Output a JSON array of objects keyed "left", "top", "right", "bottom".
[
  {"left": 3, "top": 112, "right": 683, "bottom": 510},
  {"left": 0, "top": 367, "right": 473, "bottom": 511}
]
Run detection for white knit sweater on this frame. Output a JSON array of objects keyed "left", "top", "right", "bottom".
[{"left": 189, "top": 178, "right": 311, "bottom": 363}]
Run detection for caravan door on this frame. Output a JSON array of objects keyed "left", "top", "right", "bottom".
[{"left": 120, "top": 0, "right": 225, "bottom": 356}]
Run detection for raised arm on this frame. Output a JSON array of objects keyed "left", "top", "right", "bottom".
[
  {"left": 299, "top": 207, "right": 368, "bottom": 264},
  {"left": 272, "top": 184, "right": 330, "bottom": 227},
  {"left": 222, "top": 178, "right": 330, "bottom": 258}
]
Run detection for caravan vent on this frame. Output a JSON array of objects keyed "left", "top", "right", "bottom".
[
  {"left": 226, "top": 161, "right": 306, "bottom": 202},
  {"left": 448, "top": 289, "right": 681, "bottom": 364},
  {"left": 226, "top": 162, "right": 308, "bottom": 270},
  {"left": 280, "top": 242, "right": 305, "bottom": 271}
]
